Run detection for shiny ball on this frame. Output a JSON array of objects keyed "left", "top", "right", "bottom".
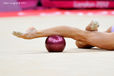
[{"left": 45, "top": 35, "right": 66, "bottom": 52}]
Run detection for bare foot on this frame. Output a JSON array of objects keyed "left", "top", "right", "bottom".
[
  {"left": 13, "top": 27, "right": 39, "bottom": 39},
  {"left": 86, "top": 19, "right": 99, "bottom": 31}
]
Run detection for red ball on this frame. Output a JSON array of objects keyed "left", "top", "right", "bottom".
[{"left": 45, "top": 35, "right": 66, "bottom": 52}]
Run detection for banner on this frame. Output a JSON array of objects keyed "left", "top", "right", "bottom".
[{"left": 42, "top": 0, "right": 114, "bottom": 8}]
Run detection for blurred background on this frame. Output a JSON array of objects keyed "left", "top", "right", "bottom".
[
  {"left": 0, "top": 0, "right": 114, "bottom": 11},
  {"left": 0, "top": 0, "right": 114, "bottom": 17}
]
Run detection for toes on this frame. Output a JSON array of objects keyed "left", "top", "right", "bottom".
[
  {"left": 89, "top": 20, "right": 99, "bottom": 31},
  {"left": 91, "top": 19, "right": 99, "bottom": 27},
  {"left": 13, "top": 31, "right": 23, "bottom": 37},
  {"left": 13, "top": 31, "right": 36, "bottom": 39}
]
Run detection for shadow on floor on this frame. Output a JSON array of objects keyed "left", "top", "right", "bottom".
[
  {"left": 2, "top": 48, "right": 111, "bottom": 55},
  {"left": 23, "top": 47, "right": 111, "bottom": 54},
  {"left": 63, "top": 47, "right": 109, "bottom": 53}
]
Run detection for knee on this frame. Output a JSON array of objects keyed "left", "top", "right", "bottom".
[{"left": 76, "top": 41, "right": 93, "bottom": 49}]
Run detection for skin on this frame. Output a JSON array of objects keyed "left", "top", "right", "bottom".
[
  {"left": 106, "top": 26, "right": 112, "bottom": 33},
  {"left": 13, "top": 21, "right": 114, "bottom": 50},
  {"left": 76, "top": 20, "right": 99, "bottom": 49}
]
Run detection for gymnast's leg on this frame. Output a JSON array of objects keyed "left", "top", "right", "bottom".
[
  {"left": 13, "top": 26, "right": 88, "bottom": 42},
  {"left": 12, "top": 25, "right": 114, "bottom": 50},
  {"left": 76, "top": 20, "right": 99, "bottom": 48}
]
